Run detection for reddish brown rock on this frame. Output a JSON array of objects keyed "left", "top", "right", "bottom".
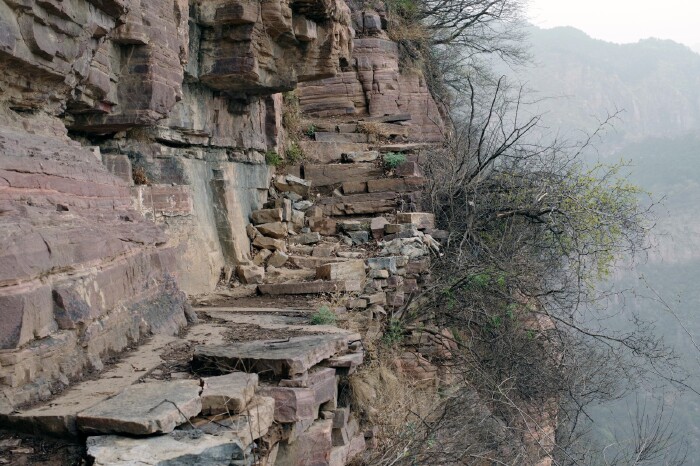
[
  {"left": 276, "top": 419, "right": 334, "bottom": 466},
  {"left": 316, "top": 260, "right": 366, "bottom": 281},
  {"left": 201, "top": 372, "right": 259, "bottom": 415},
  {"left": 304, "top": 164, "right": 384, "bottom": 187}
]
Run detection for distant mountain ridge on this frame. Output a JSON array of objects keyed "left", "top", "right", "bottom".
[{"left": 507, "top": 26, "right": 700, "bottom": 142}]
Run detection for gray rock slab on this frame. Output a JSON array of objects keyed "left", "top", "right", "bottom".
[
  {"left": 87, "top": 432, "right": 251, "bottom": 466},
  {"left": 201, "top": 372, "right": 258, "bottom": 415},
  {"left": 77, "top": 380, "right": 202, "bottom": 435},
  {"left": 193, "top": 335, "right": 348, "bottom": 377}
]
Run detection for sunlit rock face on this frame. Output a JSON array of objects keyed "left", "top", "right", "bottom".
[{"left": 0, "top": 0, "right": 354, "bottom": 410}]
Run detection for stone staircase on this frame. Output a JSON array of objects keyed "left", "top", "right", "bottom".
[
  {"left": 229, "top": 114, "right": 443, "bottom": 318},
  {"left": 1, "top": 301, "right": 367, "bottom": 465}
]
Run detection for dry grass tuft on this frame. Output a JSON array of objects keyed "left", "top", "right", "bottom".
[{"left": 349, "top": 352, "right": 442, "bottom": 464}]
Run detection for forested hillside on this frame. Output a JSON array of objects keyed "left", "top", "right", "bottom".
[
  {"left": 507, "top": 25, "right": 700, "bottom": 462},
  {"left": 512, "top": 26, "right": 700, "bottom": 142}
]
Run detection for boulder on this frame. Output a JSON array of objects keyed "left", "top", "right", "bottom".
[
  {"left": 257, "top": 222, "right": 289, "bottom": 239},
  {"left": 268, "top": 250, "right": 290, "bottom": 267},
  {"left": 237, "top": 265, "right": 265, "bottom": 285},
  {"left": 251, "top": 209, "right": 284, "bottom": 225}
]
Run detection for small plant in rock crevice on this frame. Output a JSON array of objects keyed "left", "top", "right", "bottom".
[
  {"left": 305, "top": 124, "right": 317, "bottom": 138},
  {"left": 286, "top": 142, "right": 304, "bottom": 164},
  {"left": 265, "top": 150, "right": 282, "bottom": 167},
  {"left": 310, "top": 305, "right": 337, "bottom": 325},
  {"left": 383, "top": 151, "right": 407, "bottom": 169}
]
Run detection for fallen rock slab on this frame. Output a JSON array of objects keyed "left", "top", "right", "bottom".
[
  {"left": 77, "top": 380, "right": 202, "bottom": 435},
  {"left": 193, "top": 335, "right": 348, "bottom": 377}
]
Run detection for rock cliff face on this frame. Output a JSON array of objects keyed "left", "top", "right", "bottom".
[
  {"left": 297, "top": 4, "right": 444, "bottom": 142},
  {"left": 0, "top": 0, "right": 357, "bottom": 409},
  {"left": 0, "top": 0, "right": 445, "bottom": 417}
]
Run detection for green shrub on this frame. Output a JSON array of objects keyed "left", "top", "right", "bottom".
[
  {"left": 286, "top": 142, "right": 304, "bottom": 164},
  {"left": 310, "top": 305, "right": 337, "bottom": 325},
  {"left": 305, "top": 124, "right": 317, "bottom": 138},
  {"left": 383, "top": 318, "right": 405, "bottom": 345},
  {"left": 383, "top": 152, "right": 407, "bottom": 169},
  {"left": 265, "top": 150, "right": 282, "bottom": 167}
]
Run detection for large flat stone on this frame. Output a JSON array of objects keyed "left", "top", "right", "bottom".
[
  {"left": 201, "top": 372, "right": 258, "bottom": 415},
  {"left": 193, "top": 335, "right": 348, "bottom": 377},
  {"left": 77, "top": 380, "right": 202, "bottom": 435}
]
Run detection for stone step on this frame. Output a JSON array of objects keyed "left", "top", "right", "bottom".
[
  {"left": 361, "top": 113, "right": 412, "bottom": 123},
  {"left": 258, "top": 280, "right": 361, "bottom": 296},
  {"left": 289, "top": 255, "right": 351, "bottom": 269},
  {"left": 86, "top": 395, "right": 275, "bottom": 465},
  {"left": 303, "top": 164, "right": 383, "bottom": 187},
  {"left": 315, "top": 132, "right": 370, "bottom": 144},
  {"left": 76, "top": 379, "right": 203, "bottom": 436},
  {"left": 298, "top": 141, "right": 369, "bottom": 164},
  {"left": 1, "top": 323, "right": 233, "bottom": 437},
  {"left": 316, "top": 191, "right": 412, "bottom": 216},
  {"left": 192, "top": 334, "right": 350, "bottom": 378},
  {"left": 0, "top": 334, "right": 178, "bottom": 436},
  {"left": 372, "top": 142, "right": 431, "bottom": 152}
]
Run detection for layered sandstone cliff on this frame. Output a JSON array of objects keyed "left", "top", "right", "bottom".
[{"left": 0, "top": 0, "right": 446, "bottom": 417}]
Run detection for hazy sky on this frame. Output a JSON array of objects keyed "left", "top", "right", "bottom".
[{"left": 527, "top": 0, "right": 700, "bottom": 49}]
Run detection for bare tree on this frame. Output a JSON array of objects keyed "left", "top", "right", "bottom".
[{"left": 370, "top": 76, "right": 690, "bottom": 465}]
